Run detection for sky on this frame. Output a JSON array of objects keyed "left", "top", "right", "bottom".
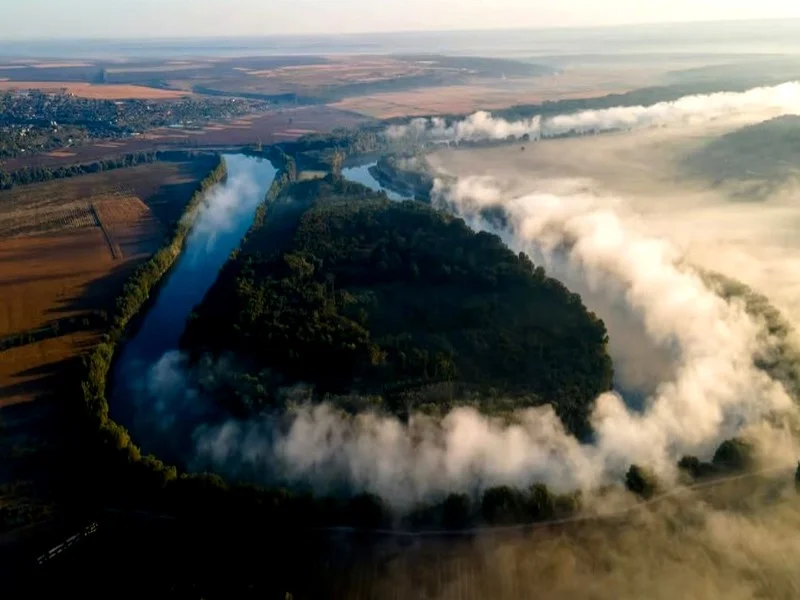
[{"left": 3, "top": 0, "right": 800, "bottom": 39}]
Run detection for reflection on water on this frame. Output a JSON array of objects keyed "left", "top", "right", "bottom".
[
  {"left": 111, "top": 154, "right": 276, "bottom": 422},
  {"left": 342, "top": 163, "right": 410, "bottom": 201}
]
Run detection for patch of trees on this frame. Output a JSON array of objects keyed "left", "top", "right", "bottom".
[
  {"left": 701, "top": 270, "right": 800, "bottom": 401},
  {"left": 182, "top": 175, "right": 613, "bottom": 438},
  {"left": 0, "top": 312, "right": 108, "bottom": 352},
  {"left": 625, "top": 465, "right": 659, "bottom": 499},
  {"left": 369, "top": 152, "right": 437, "bottom": 202},
  {"left": 277, "top": 127, "right": 388, "bottom": 170},
  {"left": 678, "top": 438, "right": 757, "bottom": 481},
  {"left": 405, "top": 484, "right": 580, "bottom": 530},
  {"left": 683, "top": 115, "right": 800, "bottom": 200}
]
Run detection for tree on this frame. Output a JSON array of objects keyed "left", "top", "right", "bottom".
[
  {"left": 526, "top": 483, "right": 556, "bottom": 521},
  {"left": 330, "top": 150, "right": 345, "bottom": 174},
  {"left": 441, "top": 493, "right": 471, "bottom": 529},
  {"left": 795, "top": 462, "right": 800, "bottom": 490},
  {"left": 347, "top": 493, "right": 389, "bottom": 529},
  {"left": 678, "top": 455, "right": 717, "bottom": 479},
  {"left": 712, "top": 438, "right": 755, "bottom": 473},
  {"left": 481, "top": 486, "right": 525, "bottom": 524},
  {"left": 625, "top": 465, "right": 658, "bottom": 500}
]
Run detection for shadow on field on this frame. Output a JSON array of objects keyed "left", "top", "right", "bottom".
[{"left": 45, "top": 261, "right": 137, "bottom": 319}]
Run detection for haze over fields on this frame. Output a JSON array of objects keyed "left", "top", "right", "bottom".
[
  {"left": 4, "top": 6, "right": 800, "bottom": 598},
  {"left": 5, "top": 0, "right": 800, "bottom": 38}
]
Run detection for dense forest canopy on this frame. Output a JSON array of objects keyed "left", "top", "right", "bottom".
[{"left": 182, "top": 175, "right": 613, "bottom": 437}]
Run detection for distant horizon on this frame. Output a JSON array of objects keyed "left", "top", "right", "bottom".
[
  {"left": 4, "top": 18, "right": 800, "bottom": 62},
  {"left": 7, "top": 17, "right": 800, "bottom": 43},
  {"left": 5, "top": 0, "right": 800, "bottom": 42}
]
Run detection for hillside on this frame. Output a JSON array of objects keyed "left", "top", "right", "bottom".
[
  {"left": 684, "top": 115, "right": 800, "bottom": 198},
  {"left": 182, "top": 175, "right": 613, "bottom": 437}
]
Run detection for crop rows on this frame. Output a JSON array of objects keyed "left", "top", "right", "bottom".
[{"left": 0, "top": 202, "right": 98, "bottom": 237}]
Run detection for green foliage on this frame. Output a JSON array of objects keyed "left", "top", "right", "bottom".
[
  {"left": 183, "top": 177, "right": 612, "bottom": 436},
  {"left": 345, "top": 493, "right": 390, "bottom": 529},
  {"left": 680, "top": 437, "right": 761, "bottom": 482},
  {"left": 0, "top": 150, "right": 211, "bottom": 190},
  {"left": 480, "top": 482, "right": 570, "bottom": 525},
  {"left": 481, "top": 486, "right": 527, "bottom": 525},
  {"left": 625, "top": 465, "right": 659, "bottom": 499},
  {"left": 74, "top": 155, "right": 227, "bottom": 506},
  {"left": 441, "top": 493, "right": 472, "bottom": 529},
  {"left": 701, "top": 270, "right": 800, "bottom": 401},
  {"left": 370, "top": 152, "right": 437, "bottom": 202},
  {"left": 712, "top": 438, "right": 756, "bottom": 473},
  {"left": 277, "top": 127, "right": 387, "bottom": 169},
  {"left": 678, "top": 455, "right": 718, "bottom": 479},
  {"left": 683, "top": 115, "right": 800, "bottom": 199},
  {"left": 0, "top": 312, "right": 107, "bottom": 352}
]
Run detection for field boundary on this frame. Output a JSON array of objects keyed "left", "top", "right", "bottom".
[{"left": 90, "top": 203, "right": 122, "bottom": 260}]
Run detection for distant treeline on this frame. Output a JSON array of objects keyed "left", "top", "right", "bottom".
[
  {"left": 0, "top": 149, "right": 216, "bottom": 190},
  {"left": 274, "top": 127, "right": 389, "bottom": 170}
]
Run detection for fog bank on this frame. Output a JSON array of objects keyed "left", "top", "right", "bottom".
[
  {"left": 387, "top": 81, "right": 800, "bottom": 143},
  {"left": 178, "top": 173, "right": 800, "bottom": 509}
]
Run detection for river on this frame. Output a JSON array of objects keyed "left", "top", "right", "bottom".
[
  {"left": 341, "top": 163, "right": 410, "bottom": 201},
  {"left": 110, "top": 155, "right": 400, "bottom": 456},
  {"left": 110, "top": 154, "right": 277, "bottom": 440}
]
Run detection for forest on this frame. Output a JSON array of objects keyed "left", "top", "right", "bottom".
[{"left": 182, "top": 175, "right": 614, "bottom": 438}]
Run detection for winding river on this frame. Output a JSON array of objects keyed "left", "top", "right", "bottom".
[
  {"left": 111, "top": 154, "right": 276, "bottom": 444},
  {"left": 110, "top": 156, "right": 402, "bottom": 457}
]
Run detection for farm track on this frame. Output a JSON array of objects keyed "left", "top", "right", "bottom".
[{"left": 90, "top": 203, "right": 122, "bottom": 260}]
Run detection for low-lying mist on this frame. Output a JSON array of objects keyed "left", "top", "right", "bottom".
[
  {"left": 168, "top": 173, "right": 798, "bottom": 509},
  {"left": 120, "top": 148, "right": 800, "bottom": 516},
  {"left": 387, "top": 81, "right": 800, "bottom": 143},
  {"left": 338, "top": 480, "right": 800, "bottom": 599}
]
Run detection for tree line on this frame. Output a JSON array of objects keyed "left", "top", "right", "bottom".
[{"left": 0, "top": 149, "right": 211, "bottom": 190}]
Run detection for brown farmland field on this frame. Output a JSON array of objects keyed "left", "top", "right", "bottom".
[
  {"left": 331, "top": 68, "right": 658, "bottom": 118},
  {"left": 0, "top": 81, "right": 190, "bottom": 99},
  {"left": 0, "top": 228, "right": 127, "bottom": 343},
  {"left": 0, "top": 157, "right": 217, "bottom": 407},
  {"left": 0, "top": 158, "right": 218, "bottom": 533}
]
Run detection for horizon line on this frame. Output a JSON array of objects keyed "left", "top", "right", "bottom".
[{"left": 4, "top": 17, "right": 800, "bottom": 44}]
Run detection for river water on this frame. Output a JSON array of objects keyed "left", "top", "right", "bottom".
[
  {"left": 341, "top": 163, "right": 410, "bottom": 201},
  {"left": 111, "top": 154, "right": 277, "bottom": 432}
]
